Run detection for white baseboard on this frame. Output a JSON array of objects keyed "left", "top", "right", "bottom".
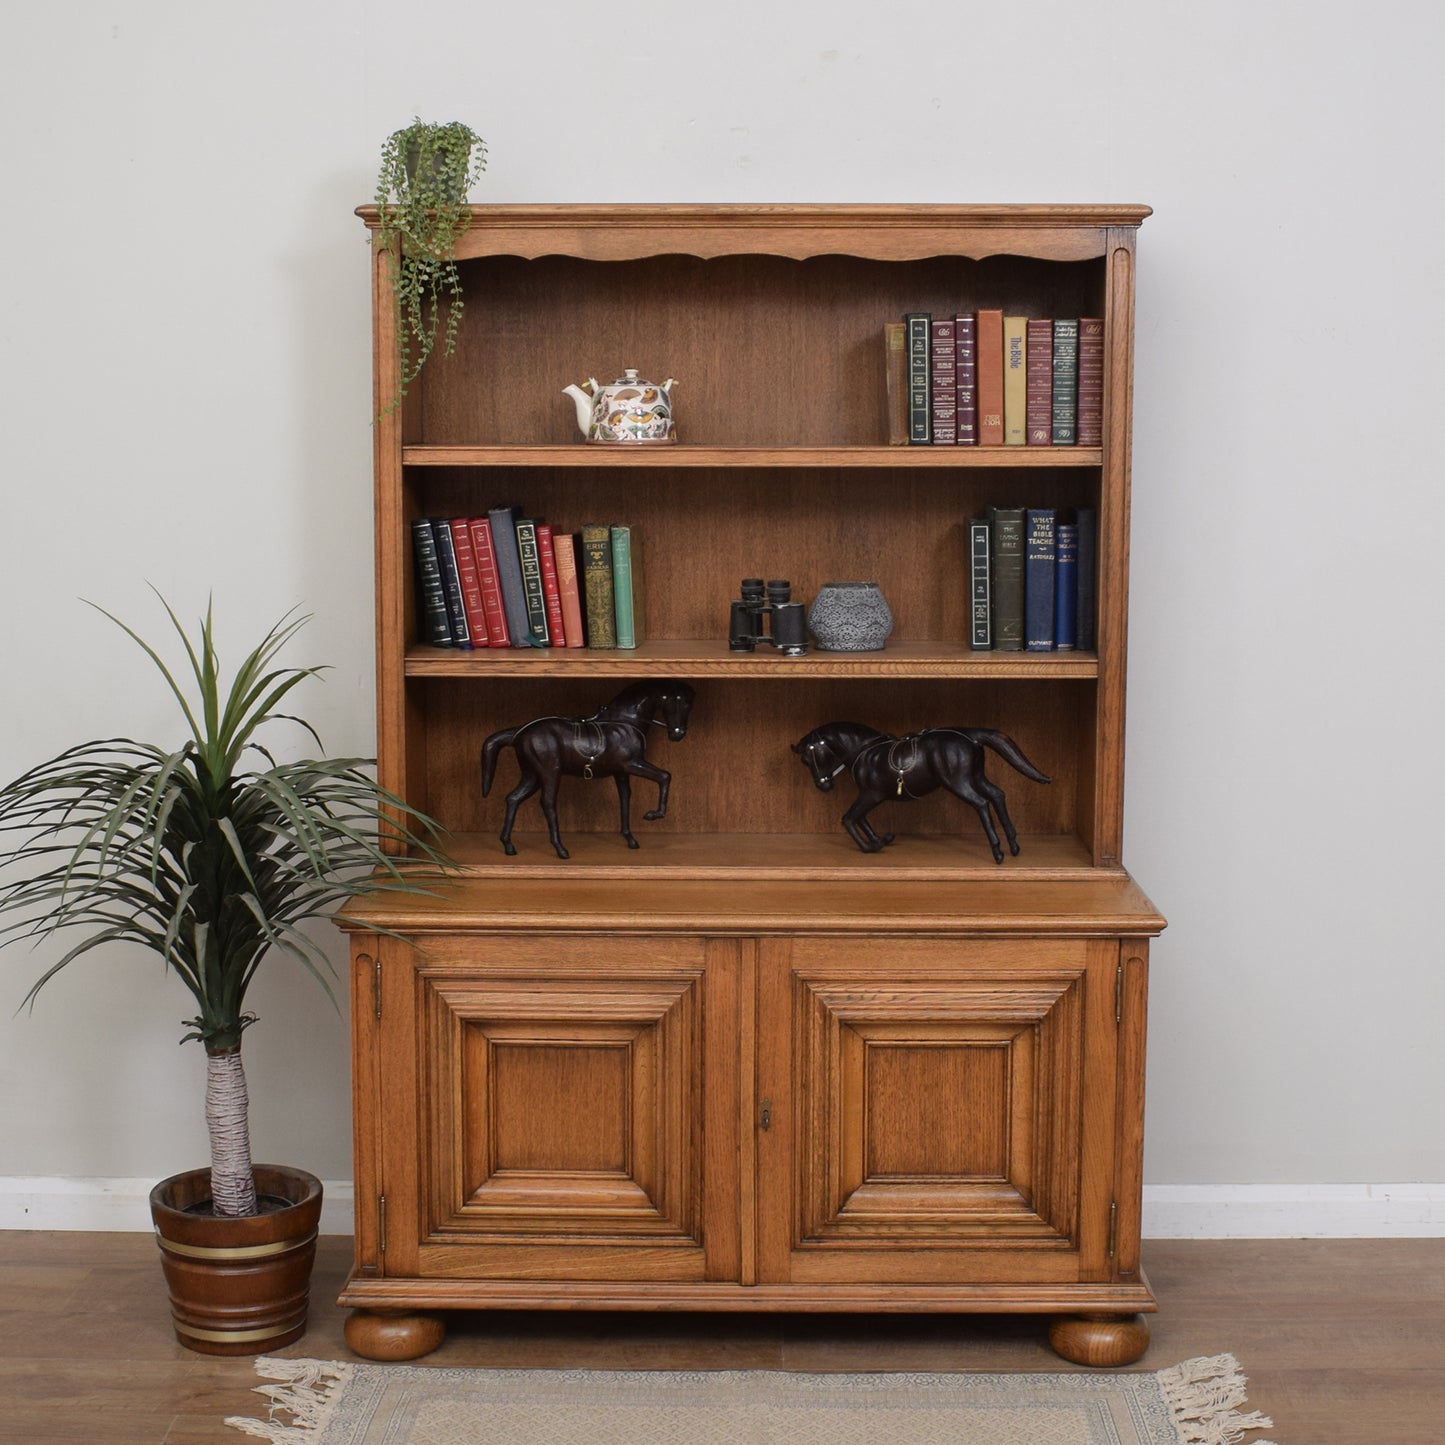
[{"left": 2, "top": 1178, "right": 1442, "bottom": 1238}]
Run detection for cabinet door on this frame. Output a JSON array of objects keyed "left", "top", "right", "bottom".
[
  {"left": 364, "top": 933, "right": 741, "bottom": 1284},
  {"left": 756, "top": 935, "right": 1122, "bottom": 1288}
]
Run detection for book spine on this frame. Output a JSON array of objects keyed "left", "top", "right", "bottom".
[
  {"left": 610, "top": 525, "right": 641, "bottom": 649},
  {"left": 905, "top": 312, "right": 931, "bottom": 443},
  {"left": 552, "top": 533, "right": 587, "bottom": 647},
  {"left": 968, "top": 518, "right": 991, "bottom": 650},
  {"left": 535, "top": 522, "right": 567, "bottom": 648},
  {"left": 410, "top": 518, "right": 453, "bottom": 647},
  {"left": 1075, "top": 507, "right": 1097, "bottom": 652},
  {"left": 955, "top": 313, "right": 977, "bottom": 445},
  {"left": 1003, "top": 316, "right": 1028, "bottom": 445},
  {"left": 1051, "top": 319, "right": 1079, "bottom": 445},
  {"left": 976, "top": 308, "right": 1004, "bottom": 445},
  {"left": 1077, "top": 317, "right": 1104, "bottom": 447},
  {"left": 1025, "top": 318, "right": 1054, "bottom": 445},
  {"left": 929, "top": 317, "right": 957, "bottom": 445},
  {"left": 430, "top": 519, "right": 473, "bottom": 649},
  {"left": 467, "top": 517, "right": 511, "bottom": 646},
  {"left": 1054, "top": 519, "right": 1078, "bottom": 650},
  {"left": 487, "top": 505, "right": 536, "bottom": 647},
  {"left": 580, "top": 524, "right": 617, "bottom": 648},
  {"left": 884, "top": 322, "right": 909, "bottom": 445},
  {"left": 987, "top": 506, "right": 1026, "bottom": 651},
  {"left": 1024, "top": 507, "right": 1057, "bottom": 651},
  {"left": 514, "top": 519, "right": 551, "bottom": 646},
  {"left": 449, "top": 516, "right": 489, "bottom": 648}
]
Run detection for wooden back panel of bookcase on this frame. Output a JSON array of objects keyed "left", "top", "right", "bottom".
[{"left": 361, "top": 206, "right": 1146, "bottom": 878}]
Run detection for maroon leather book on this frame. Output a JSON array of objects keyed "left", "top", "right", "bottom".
[
  {"left": 975, "top": 308, "right": 1004, "bottom": 445},
  {"left": 466, "top": 517, "right": 511, "bottom": 647},
  {"left": 535, "top": 522, "right": 568, "bottom": 647},
  {"left": 448, "top": 517, "right": 490, "bottom": 647},
  {"left": 1026, "top": 318, "right": 1054, "bottom": 446},
  {"left": 929, "top": 317, "right": 957, "bottom": 444},
  {"left": 1077, "top": 317, "right": 1104, "bottom": 446},
  {"left": 955, "top": 314, "right": 978, "bottom": 445}
]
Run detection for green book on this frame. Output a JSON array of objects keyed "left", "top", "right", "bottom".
[
  {"left": 610, "top": 525, "right": 642, "bottom": 649},
  {"left": 987, "top": 505, "right": 1026, "bottom": 651}
]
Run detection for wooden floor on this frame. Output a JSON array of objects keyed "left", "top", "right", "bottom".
[{"left": 2, "top": 1233, "right": 1442, "bottom": 1442}]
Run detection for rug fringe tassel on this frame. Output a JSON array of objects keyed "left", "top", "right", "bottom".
[
  {"left": 223, "top": 1357, "right": 352, "bottom": 1442},
  {"left": 1157, "top": 1352, "right": 1277, "bottom": 1445}
]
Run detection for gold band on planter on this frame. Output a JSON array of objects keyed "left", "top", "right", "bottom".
[
  {"left": 173, "top": 1319, "right": 300, "bottom": 1344},
  {"left": 156, "top": 1228, "right": 317, "bottom": 1261}
]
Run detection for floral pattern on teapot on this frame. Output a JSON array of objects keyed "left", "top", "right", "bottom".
[{"left": 564, "top": 369, "right": 677, "bottom": 444}]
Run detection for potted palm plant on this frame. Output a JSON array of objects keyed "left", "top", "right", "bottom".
[
  {"left": 0, "top": 594, "right": 451, "bottom": 1353},
  {"left": 373, "top": 117, "right": 487, "bottom": 412}
]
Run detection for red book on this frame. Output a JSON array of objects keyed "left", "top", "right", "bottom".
[
  {"left": 551, "top": 533, "right": 586, "bottom": 647},
  {"left": 1077, "top": 317, "right": 1104, "bottom": 446},
  {"left": 466, "top": 517, "right": 511, "bottom": 647},
  {"left": 535, "top": 523, "right": 567, "bottom": 648},
  {"left": 448, "top": 517, "right": 489, "bottom": 647},
  {"left": 975, "top": 308, "right": 1004, "bottom": 445},
  {"left": 1026, "top": 318, "right": 1054, "bottom": 445},
  {"left": 954, "top": 314, "right": 977, "bottom": 445}
]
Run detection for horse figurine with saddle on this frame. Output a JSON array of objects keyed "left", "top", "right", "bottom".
[
  {"left": 480, "top": 681, "right": 696, "bottom": 859},
  {"left": 792, "top": 721, "right": 1050, "bottom": 862}
]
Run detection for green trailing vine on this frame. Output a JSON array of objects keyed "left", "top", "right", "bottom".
[{"left": 373, "top": 119, "right": 487, "bottom": 414}]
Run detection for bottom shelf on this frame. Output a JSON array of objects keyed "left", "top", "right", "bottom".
[{"left": 445, "top": 830, "right": 1103, "bottom": 880}]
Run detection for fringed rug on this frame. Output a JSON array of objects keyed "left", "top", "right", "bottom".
[{"left": 226, "top": 1352, "right": 1276, "bottom": 1445}]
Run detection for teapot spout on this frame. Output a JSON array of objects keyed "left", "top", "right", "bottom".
[{"left": 562, "top": 382, "right": 597, "bottom": 438}]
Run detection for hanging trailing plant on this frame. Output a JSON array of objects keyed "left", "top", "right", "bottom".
[{"left": 373, "top": 118, "right": 488, "bottom": 414}]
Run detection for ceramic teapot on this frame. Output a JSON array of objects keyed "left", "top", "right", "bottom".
[{"left": 563, "top": 369, "right": 677, "bottom": 444}]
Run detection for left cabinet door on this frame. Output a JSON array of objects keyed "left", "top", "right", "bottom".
[{"left": 354, "top": 931, "right": 744, "bottom": 1286}]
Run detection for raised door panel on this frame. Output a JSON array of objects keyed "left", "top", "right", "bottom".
[
  {"left": 375, "top": 933, "right": 741, "bottom": 1283},
  {"left": 757, "top": 935, "right": 1121, "bottom": 1286}
]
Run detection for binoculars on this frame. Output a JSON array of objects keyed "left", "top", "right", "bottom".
[{"left": 728, "top": 578, "right": 808, "bottom": 657}]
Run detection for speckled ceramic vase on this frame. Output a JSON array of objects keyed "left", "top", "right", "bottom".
[{"left": 806, "top": 581, "right": 894, "bottom": 651}]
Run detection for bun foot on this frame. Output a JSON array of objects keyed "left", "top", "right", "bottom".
[
  {"left": 344, "top": 1308, "right": 446, "bottom": 1361},
  {"left": 1048, "top": 1312, "right": 1151, "bottom": 1367}
]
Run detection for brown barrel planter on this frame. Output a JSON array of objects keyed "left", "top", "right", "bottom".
[{"left": 150, "top": 1164, "right": 322, "bottom": 1355}]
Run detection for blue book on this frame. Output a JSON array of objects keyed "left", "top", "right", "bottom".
[
  {"left": 1054, "top": 519, "right": 1078, "bottom": 651},
  {"left": 1024, "top": 508, "right": 1056, "bottom": 652},
  {"left": 487, "top": 505, "right": 540, "bottom": 647},
  {"left": 1075, "top": 507, "right": 1097, "bottom": 652}
]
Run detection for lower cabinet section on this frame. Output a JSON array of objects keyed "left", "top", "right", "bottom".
[{"left": 338, "top": 880, "right": 1162, "bottom": 1365}]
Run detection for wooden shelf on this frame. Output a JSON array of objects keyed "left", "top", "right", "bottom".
[
  {"left": 405, "top": 640, "right": 1100, "bottom": 679},
  {"left": 403, "top": 444, "right": 1103, "bottom": 469}
]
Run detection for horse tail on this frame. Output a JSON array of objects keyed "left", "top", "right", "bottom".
[
  {"left": 965, "top": 729, "right": 1052, "bottom": 784},
  {"left": 480, "top": 727, "right": 518, "bottom": 796}
]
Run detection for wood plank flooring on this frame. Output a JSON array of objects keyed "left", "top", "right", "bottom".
[{"left": 1, "top": 1232, "right": 1441, "bottom": 1441}]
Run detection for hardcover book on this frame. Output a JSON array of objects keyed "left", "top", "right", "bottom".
[
  {"left": 1025, "top": 318, "right": 1054, "bottom": 445},
  {"left": 1003, "top": 316, "right": 1028, "bottom": 445},
  {"left": 968, "top": 517, "right": 991, "bottom": 649},
  {"left": 430, "top": 519, "right": 473, "bottom": 649},
  {"left": 905, "top": 312, "right": 931, "bottom": 443},
  {"left": 580, "top": 523, "right": 617, "bottom": 648},
  {"left": 929, "top": 317, "right": 957, "bottom": 445},
  {"left": 884, "top": 322, "right": 909, "bottom": 445},
  {"left": 976, "top": 308, "right": 1005, "bottom": 445},
  {"left": 1075, "top": 507, "right": 1097, "bottom": 652},
  {"left": 514, "top": 518, "right": 551, "bottom": 646},
  {"left": 1024, "top": 507, "right": 1057, "bottom": 651},
  {"left": 986, "top": 505, "right": 1026, "bottom": 651},
  {"left": 955, "top": 313, "right": 978, "bottom": 445},
  {"left": 410, "top": 518, "right": 453, "bottom": 648},
  {"left": 449, "top": 516, "right": 490, "bottom": 648},
  {"left": 535, "top": 522, "right": 567, "bottom": 648},
  {"left": 1051, "top": 319, "right": 1080, "bottom": 445},
  {"left": 1054, "top": 518, "right": 1078, "bottom": 651},
  {"left": 610, "top": 524, "right": 643, "bottom": 648},
  {"left": 466, "top": 516, "right": 511, "bottom": 647},
  {"left": 1077, "top": 317, "right": 1104, "bottom": 446},
  {"left": 487, "top": 504, "right": 538, "bottom": 647},
  {"left": 551, "top": 532, "right": 587, "bottom": 647}
]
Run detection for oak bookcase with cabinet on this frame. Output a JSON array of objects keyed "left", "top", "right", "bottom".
[{"left": 337, "top": 205, "right": 1164, "bottom": 1366}]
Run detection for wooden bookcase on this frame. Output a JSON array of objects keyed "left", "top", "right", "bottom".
[{"left": 338, "top": 205, "right": 1164, "bottom": 1366}]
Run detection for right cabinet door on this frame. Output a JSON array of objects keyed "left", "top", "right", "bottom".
[{"left": 756, "top": 935, "right": 1123, "bottom": 1289}]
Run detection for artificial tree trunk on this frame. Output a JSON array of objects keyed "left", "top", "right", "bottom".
[{"left": 205, "top": 1045, "right": 258, "bottom": 1216}]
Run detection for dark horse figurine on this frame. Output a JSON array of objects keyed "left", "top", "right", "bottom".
[
  {"left": 481, "top": 681, "right": 696, "bottom": 859},
  {"left": 792, "top": 721, "right": 1051, "bottom": 862}
]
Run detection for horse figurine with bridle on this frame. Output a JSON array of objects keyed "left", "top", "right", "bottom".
[
  {"left": 481, "top": 681, "right": 696, "bottom": 859},
  {"left": 792, "top": 721, "right": 1051, "bottom": 862}
]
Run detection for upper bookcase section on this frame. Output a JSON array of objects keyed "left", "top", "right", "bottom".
[{"left": 354, "top": 204, "right": 1153, "bottom": 264}]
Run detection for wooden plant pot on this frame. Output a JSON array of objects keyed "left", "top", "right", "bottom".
[{"left": 150, "top": 1164, "right": 322, "bottom": 1356}]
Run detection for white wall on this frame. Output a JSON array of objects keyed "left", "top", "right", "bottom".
[{"left": 2, "top": 1, "right": 1441, "bottom": 1233}]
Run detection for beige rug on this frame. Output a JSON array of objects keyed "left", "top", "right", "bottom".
[{"left": 226, "top": 1353, "right": 1275, "bottom": 1444}]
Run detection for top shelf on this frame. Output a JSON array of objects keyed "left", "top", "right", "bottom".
[{"left": 403, "top": 445, "right": 1104, "bottom": 469}]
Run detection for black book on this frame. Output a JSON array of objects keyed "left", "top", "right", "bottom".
[
  {"left": 968, "top": 518, "right": 991, "bottom": 649},
  {"left": 905, "top": 312, "right": 931, "bottom": 444},
  {"left": 430, "top": 519, "right": 472, "bottom": 649},
  {"left": 410, "top": 518, "right": 453, "bottom": 647},
  {"left": 986, "top": 506, "right": 1026, "bottom": 651},
  {"left": 1076, "top": 507, "right": 1097, "bottom": 652}
]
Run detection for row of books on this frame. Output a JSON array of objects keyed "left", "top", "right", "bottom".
[
  {"left": 411, "top": 510, "right": 641, "bottom": 650},
  {"left": 968, "top": 507, "right": 1096, "bottom": 652},
  {"left": 886, "top": 313, "right": 1103, "bottom": 447}
]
